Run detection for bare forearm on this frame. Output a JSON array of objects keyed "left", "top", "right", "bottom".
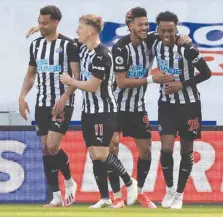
[
  {"left": 19, "top": 73, "right": 36, "bottom": 99},
  {"left": 69, "top": 79, "right": 97, "bottom": 92},
  {"left": 117, "top": 78, "right": 147, "bottom": 88}
]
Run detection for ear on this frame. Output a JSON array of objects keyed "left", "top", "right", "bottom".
[
  {"left": 88, "top": 26, "right": 93, "bottom": 35},
  {"left": 129, "top": 22, "right": 134, "bottom": 31}
]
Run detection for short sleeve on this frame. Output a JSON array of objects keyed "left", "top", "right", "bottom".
[
  {"left": 29, "top": 42, "right": 36, "bottom": 66},
  {"left": 112, "top": 45, "right": 128, "bottom": 73},
  {"left": 67, "top": 41, "right": 80, "bottom": 63},
  {"left": 91, "top": 54, "right": 110, "bottom": 80}
]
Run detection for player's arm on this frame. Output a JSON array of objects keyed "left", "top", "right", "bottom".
[
  {"left": 19, "top": 43, "right": 37, "bottom": 120},
  {"left": 63, "top": 40, "right": 80, "bottom": 98},
  {"left": 52, "top": 40, "right": 80, "bottom": 115},
  {"left": 60, "top": 54, "right": 108, "bottom": 93},
  {"left": 112, "top": 46, "right": 148, "bottom": 88},
  {"left": 26, "top": 26, "right": 39, "bottom": 38},
  {"left": 182, "top": 45, "right": 212, "bottom": 88}
]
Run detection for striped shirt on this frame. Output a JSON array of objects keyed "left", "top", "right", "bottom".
[
  {"left": 29, "top": 34, "right": 79, "bottom": 107},
  {"left": 151, "top": 36, "right": 202, "bottom": 104},
  {"left": 79, "top": 43, "right": 117, "bottom": 114},
  {"left": 112, "top": 34, "right": 155, "bottom": 112}
]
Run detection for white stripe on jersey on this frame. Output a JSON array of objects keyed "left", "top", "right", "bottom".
[
  {"left": 45, "top": 41, "right": 52, "bottom": 107},
  {"left": 36, "top": 38, "right": 45, "bottom": 106}
]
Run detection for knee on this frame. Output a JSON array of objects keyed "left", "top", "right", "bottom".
[
  {"left": 109, "top": 136, "right": 119, "bottom": 154},
  {"left": 139, "top": 146, "right": 151, "bottom": 160},
  {"left": 41, "top": 142, "right": 50, "bottom": 156},
  {"left": 161, "top": 147, "right": 173, "bottom": 154},
  {"left": 47, "top": 142, "right": 60, "bottom": 155}
]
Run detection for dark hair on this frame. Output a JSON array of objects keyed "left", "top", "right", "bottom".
[
  {"left": 126, "top": 7, "right": 147, "bottom": 25},
  {"left": 156, "top": 11, "right": 178, "bottom": 25},
  {"left": 40, "top": 5, "right": 62, "bottom": 21}
]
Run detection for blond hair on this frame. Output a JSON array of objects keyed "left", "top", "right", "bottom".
[{"left": 79, "top": 14, "right": 104, "bottom": 32}]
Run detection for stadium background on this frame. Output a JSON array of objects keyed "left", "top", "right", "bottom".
[{"left": 0, "top": 0, "right": 223, "bottom": 206}]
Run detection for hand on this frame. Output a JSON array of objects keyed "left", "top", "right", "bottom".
[
  {"left": 125, "top": 10, "right": 133, "bottom": 25},
  {"left": 26, "top": 26, "right": 39, "bottom": 38},
  {"left": 152, "top": 71, "right": 175, "bottom": 84},
  {"left": 60, "top": 73, "right": 72, "bottom": 85},
  {"left": 19, "top": 97, "right": 30, "bottom": 121},
  {"left": 178, "top": 34, "right": 192, "bottom": 45},
  {"left": 52, "top": 97, "right": 67, "bottom": 117},
  {"left": 165, "top": 81, "right": 183, "bottom": 95}
]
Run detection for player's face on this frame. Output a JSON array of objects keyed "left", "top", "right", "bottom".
[
  {"left": 158, "top": 21, "right": 177, "bottom": 46},
  {"left": 76, "top": 22, "right": 92, "bottom": 43},
  {"left": 130, "top": 17, "right": 149, "bottom": 40},
  {"left": 38, "top": 15, "right": 58, "bottom": 36}
]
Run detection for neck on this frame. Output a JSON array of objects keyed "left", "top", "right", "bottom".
[
  {"left": 86, "top": 34, "right": 100, "bottom": 50},
  {"left": 45, "top": 31, "right": 59, "bottom": 41},
  {"left": 130, "top": 33, "right": 142, "bottom": 46}
]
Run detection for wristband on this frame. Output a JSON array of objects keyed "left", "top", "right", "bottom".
[{"left": 147, "top": 75, "right": 154, "bottom": 84}]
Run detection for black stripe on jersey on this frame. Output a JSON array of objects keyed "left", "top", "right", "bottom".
[
  {"left": 80, "top": 47, "right": 88, "bottom": 61},
  {"left": 34, "top": 39, "right": 41, "bottom": 59},
  {"left": 117, "top": 89, "right": 124, "bottom": 111},
  {"left": 100, "top": 82, "right": 109, "bottom": 112},
  {"left": 85, "top": 92, "right": 91, "bottom": 113},
  {"left": 125, "top": 46, "right": 139, "bottom": 110},
  {"left": 92, "top": 93, "right": 99, "bottom": 113},
  {"left": 161, "top": 44, "right": 170, "bottom": 103},
  {"left": 41, "top": 41, "right": 47, "bottom": 107},
  {"left": 178, "top": 47, "right": 190, "bottom": 103},
  {"left": 59, "top": 40, "right": 65, "bottom": 97},
  {"left": 187, "top": 59, "right": 200, "bottom": 101},
  {"left": 169, "top": 46, "right": 180, "bottom": 103},
  {"left": 141, "top": 44, "right": 146, "bottom": 68},
  {"left": 49, "top": 40, "right": 56, "bottom": 106}
]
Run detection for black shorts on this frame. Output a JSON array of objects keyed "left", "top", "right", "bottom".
[
  {"left": 81, "top": 112, "right": 116, "bottom": 147},
  {"left": 35, "top": 106, "right": 73, "bottom": 136},
  {"left": 116, "top": 111, "right": 151, "bottom": 139},
  {"left": 158, "top": 101, "right": 202, "bottom": 140}
]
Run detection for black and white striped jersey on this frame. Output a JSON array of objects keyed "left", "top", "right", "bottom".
[
  {"left": 112, "top": 34, "right": 155, "bottom": 112},
  {"left": 79, "top": 43, "right": 117, "bottom": 114},
  {"left": 152, "top": 37, "right": 203, "bottom": 104},
  {"left": 29, "top": 34, "right": 79, "bottom": 107}
]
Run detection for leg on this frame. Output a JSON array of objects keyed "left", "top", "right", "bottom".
[
  {"left": 158, "top": 103, "right": 178, "bottom": 208},
  {"left": 84, "top": 112, "right": 138, "bottom": 206},
  {"left": 108, "top": 132, "right": 125, "bottom": 208},
  {"left": 108, "top": 132, "right": 122, "bottom": 198},
  {"left": 47, "top": 106, "right": 77, "bottom": 206},
  {"left": 171, "top": 102, "right": 201, "bottom": 209},
  {"left": 35, "top": 106, "right": 63, "bottom": 207}
]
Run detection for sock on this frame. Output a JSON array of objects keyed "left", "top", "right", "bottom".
[
  {"left": 113, "top": 191, "right": 122, "bottom": 199},
  {"left": 65, "top": 178, "right": 74, "bottom": 188},
  {"left": 104, "top": 153, "right": 132, "bottom": 187},
  {"left": 43, "top": 155, "right": 59, "bottom": 192},
  {"left": 160, "top": 151, "right": 174, "bottom": 188},
  {"left": 177, "top": 151, "right": 193, "bottom": 193},
  {"left": 138, "top": 187, "right": 143, "bottom": 194},
  {"left": 93, "top": 160, "right": 109, "bottom": 199},
  {"left": 56, "top": 149, "right": 71, "bottom": 180},
  {"left": 108, "top": 167, "right": 121, "bottom": 194},
  {"left": 137, "top": 158, "right": 151, "bottom": 189}
]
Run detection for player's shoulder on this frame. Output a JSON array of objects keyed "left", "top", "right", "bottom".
[
  {"left": 58, "top": 34, "right": 74, "bottom": 43},
  {"left": 112, "top": 35, "right": 131, "bottom": 51},
  {"left": 31, "top": 36, "right": 44, "bottom": 44},
  {"left": 181, "top": 43, "right": 200, "bottom": 54},
  {"left": 93, "top": 44, "right": 112, "bottom": 63}
]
